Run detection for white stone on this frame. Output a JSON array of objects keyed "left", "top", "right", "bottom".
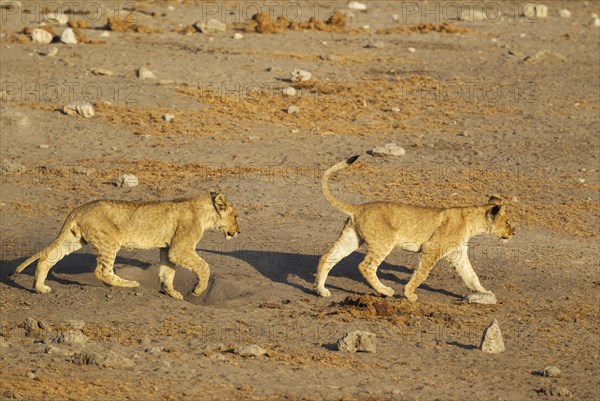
[
  {"left": 337, "top": 331, "right": 376, "bottom": 353},
  {"left": 63, "top": 101, "right": 95, "bottom": 118},
  {"left": 391, "top": 14, "right": 400, "bottom": 22},
  {"left": 42, "top": 46, "right": 58, "bottom": 56},
  {"left": 290, "top": 69, "right": 312, "bottom": 83},
  {"left": 194, "top": 19, "right": 227, "bottom": 34},
  {"left": 46, "top": 12, "right": 69, "bottom": 25},
  {"left": 282, "top": 87, "right": 297, "bottom": 96},
  {"left": 391, "top": 107, "right": 401, "bottom": 113},
  {"left": 523, "top": 4, "right": 548, "bottom": 18},
  {"left": 100, "top": 31, "right": 111, "bottom": 38},
  {"left": 233, "top": 32, "right": 244, "bottom": 40},
  {"left": 39, "top": 144, "right": 49, "bottom": 149},
  {"left": 137, "top": 67, "right": 156, "bottom": 80},
  {"left": 162, "top": 114, "right": 175, "bottom": 122},
  {"left": 543, "top": 366, "right": 561, "bottom": 377},
  {"left": 464, "top": 292, "right": 497, "bottom": 304},
  {"left": 348, "top": 1, "right": 367, "bottom": 11},
  {"left": 407, "top": 47, "right": 416, "bottom": 53},
  {"left": 60, "top": 28, "right": 77, "bottom": 44},
  {"left": 480, "top": 319, "right": 505, "bottom": 354},
  {"left": 558, "top": 9, "right": 571, "bottom": 18},
  {"left": 116, "top": 174, "right": 138, "bottom": 188},
  {"left": 31, "top": 28, "right": 53, "bottom": 44},
  {"left": 234, "top": 344, "right": 266, "bottom": 357},
  {"left": 365, "top": 41, "right": 385, "bottom": 49},
  {"left": 590, "top": 17, "right": 600, "bottom": 27},
  {"left": 287, "top": 106, "right": 299, "bottom": 114},
  {"left": 91, "top": 68, "right": 113, "bottom": 76},
  {"left": 372, "top": 143, "right": 406, "bottom": 157}
]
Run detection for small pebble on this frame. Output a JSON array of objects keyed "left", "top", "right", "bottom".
[
  {"left": 408, "top": 47, "right": 416, "bottom": 53},
  {"left": 348, "top": 1, "right": 367, "bottom": 11},
  {"left": 287, "top": 106, "right": 299, "bottom": 114},
  {"left": 60, "top": 28, "right": 77, "bottom": 45},
  {"left": 558, "top": 9, "right": 571, "bottom": 18},
  {"left": 282, "top": 87, "right": 297, "bottom": 96},
  {"left": 543, "top": 366, "right": 561, "bottom": 377},
  {"left": 137, "top": 67, "right": 157, "bottom": 80},
  {"left": 162, "top": 114, "right": 175, "bottom": 122},
  {"left": 233, "top": 32, "right": 244, "bottom": 40}
]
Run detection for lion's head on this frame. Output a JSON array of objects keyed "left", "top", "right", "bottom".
[
  {"left": 486, "top": 195, "right": 515, "bottom": 240},
  {"left": 211, "top": 192, "right": 240, "bottom": 239}
]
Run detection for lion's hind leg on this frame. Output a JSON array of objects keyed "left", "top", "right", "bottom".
[
  {"left": 93, "top": 245, "right": 140, "bottom": 288},
  {"left": 34, "top": 232, "right": 84, "bottom": 294},
  {"left": 358, "top": 241, "right": 396, "bottom": 297},
  {"left": 158, "top": 248, "right": 183, "bottom": 299},
  {"left": 314, "top": 219, "right": 362, "bottom": 297}
]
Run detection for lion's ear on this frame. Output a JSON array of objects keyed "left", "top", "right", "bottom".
[
  {"left": 213, "top": 193, "right": 227, "bottom": 211},
  {"left": 487, "top": 204, "right": 504, "bottom": 221},
  {"left": 487, "top": 195, "right": 504, "bottom": 205}
]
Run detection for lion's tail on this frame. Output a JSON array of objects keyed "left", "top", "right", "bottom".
[
  {"left": 322, "top": 155, "right": 360, "bottom": 216},
  {"left": 11, "top": 216, "right": 77, "bottom": 276}
]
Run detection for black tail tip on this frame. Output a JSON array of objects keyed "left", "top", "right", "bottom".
[{"left": 346, "top": 155, "right": 360, "bottom": 165}]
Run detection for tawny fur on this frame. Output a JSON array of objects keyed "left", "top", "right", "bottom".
[
  {"left": 12, "top": 192, "right": 240, "bottom": 299},
  {"left": 314, "top": 156, "right": 516, "bottom": 302}
]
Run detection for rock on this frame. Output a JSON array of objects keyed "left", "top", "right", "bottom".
[
  {"left": 193, "top": 19, "right": 227, "bottom": 34},
  {"left": 558, "top": 9, "right": 571, "bottom": 18},
  {"left": 479, "top": 319, "right": 505, "bottom": 354},
  {"left": 391, "top": 14, "right": 400, "bottom": 22},
  {"left": 91, "top": 68, "right": 114, "bottom": 76},
  {"left": 543, "top": 366, "right": 562, "bottom": 377},
  {"left": 115, "top": 174, "right": 138, "bottom": 188},
  {"left": 371, "top": 143, "right": 406, "bottom": 157},
  {"left": 337, "top": 331, "right": 376, "bottom": 353},
  {"left": 541, "top": 386, "right": 572, "bottom": 397},
  {"left": 137, "top": 67, "right": 156, "bottom": 80},
  {"left": 63, "top": 101, "right": 95, "bottom": 118},
  {"left": 100, "top": 30, "right": 111, "bottom": 37},
  {"left": 234, "top": 344, "right": 267, "bottom": 357},
  {"left": 60, "top": 28, "right": 77, "bottom": 44},
  {"left": 348, "top": 1, "right": 367, "bottom": 11},
  {"left": 365, "top": 41, "right": 385, "bottom": 49},
  {"left": 41, "top": 46, "right": 58, "bottom": 57},
  {"left": 287, "top": 106, "right": 299, "bottom": 114},
  {"left": 162, "top": 114, "right": 175, "bottom": 122},
  {"left": 290, "top": 69, "right": 312, "bottom": 83},
  {"left": 46, "top": 12, "right": 69, "bottom": 25},
  {"left": 464, "top": 292, "right": 497, "bottom": 305},
  {"left": 53, "top": 330, "right": 88, "bottom": 345},
  {"left": 523, "top": 4, "right": 548, "bottom": 18},
  {"left": 26, "top": 372, "right": 36, "bottom": 379},
  {"left": 73, "top": 349, "right": 134, "bottom": 369},
  {"left": 37, "top": 320, "right": 51, "bottom": 331},
  {"left": 24, "top": 317, "right": 38, "bottom": 333},
  {"left": 39, "top": 144, "right": 49, "bottom": 149},
  {"left": 590, "top": 17, "right": 600, "bottom": 27},
  {"left": 233, "top": 32, "right": 244, "bottom": 39},
  {"left": 61, "top": 320, "right": 85, "bottom": 330},
  {"left": 390, "top": 107, "right": 401, "bottom": 113},
  {"left": 145, "top": 346, "right": 163, "bottom": 354},
  {"left": 282, "top": 87, "right": 297, "bottom": 96},
  {"left": 407, "top": 47, "right": 416, "bottom": 53},
  {"left": 0, "top": 337, "right": 9, "bottom": 348},
  {"left": 31, "top": 28, "right": 53, "bottom": 44},
  {"left": 1, "top": 160, "right": 26, "bottom": 173}
]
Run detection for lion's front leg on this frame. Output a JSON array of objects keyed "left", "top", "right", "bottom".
[
  {"left": 446, "top": 248, "right": 487, "bottom": 293},
  {"left": 168, "top": 250, "right": 210, "bottom": 297}
]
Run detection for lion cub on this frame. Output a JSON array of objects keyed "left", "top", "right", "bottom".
[
  {"left": 314, "top": 156, "right": 515, "bottom": 302},
  {"left": 12, "top": 192, "right": 240, "bottom": 299}
]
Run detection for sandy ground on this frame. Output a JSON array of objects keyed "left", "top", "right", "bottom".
[{"left": 1, "top": 1, "right": 599, "bottom": 400}]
